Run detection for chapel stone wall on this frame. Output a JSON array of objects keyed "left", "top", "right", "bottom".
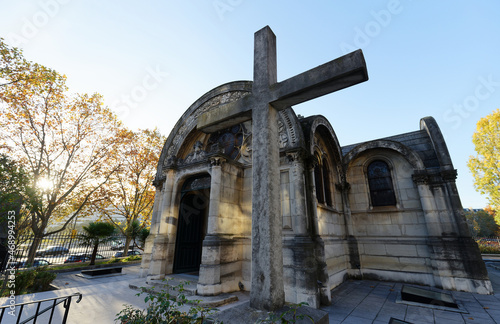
[{"left": 346, "top": 149, "right": 436, "bottom": 286}]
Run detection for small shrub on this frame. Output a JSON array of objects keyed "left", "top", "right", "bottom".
[
  {"left": 33, "top": 268, "right": 57, "bottom": 292},
  {"left": 258, "top": 302, "right": 313, "bottom": 324},
  {"left": 477, "top": 241, "right": 500, "bottom": 254},
  {"left": 9, "top": 267, "right": 57, "bottom": 295},
  {"left": 115, "top": 279, "right": 220, "bottom": 324},
  {"left": 15, "top": 269, "right": 36, "bottom": 295},
  {"left": 122, "top": 255, "right": 141, "bottom": 262}
]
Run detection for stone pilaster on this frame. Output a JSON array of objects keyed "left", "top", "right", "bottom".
[
  {"left": 140, "top": 181, "right": 164, "bottom": 277},
  {"left": 147, "top": 168, "right": 177, "bottom": 279},
  {"left": 413, "top": 170, "right": 493, "bottom": 294},
  {"left": 336, "top": 176, "right": 361, "bottom": 277}
]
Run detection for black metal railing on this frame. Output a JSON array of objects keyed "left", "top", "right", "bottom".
[
  {"left": 0, "top": 233, "right": 137, "bottom": 272},
  {"left": 0, "top": 292, "right": 82, "bottom": 324}
]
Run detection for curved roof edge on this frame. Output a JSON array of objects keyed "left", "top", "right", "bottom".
[
  {"left": 420, "top": 116, "right": 454, "bottom": 170},
  {"left": 300, "top": 115, "right": 343, "bottom": 166}
]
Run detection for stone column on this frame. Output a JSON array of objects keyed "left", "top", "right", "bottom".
[
  {"left": 197, "top": 156, "right": 225, "bottom": 296},
  {"left": 282, "top": 152, "right": 323, "bottom": 307},
  {"left": 287, "top": 151, "right": 308, "bottom": 235}
]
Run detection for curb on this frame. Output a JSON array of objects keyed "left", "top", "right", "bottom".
[{"left": 48, "top": 260, "right": 142, "bottom": 273}]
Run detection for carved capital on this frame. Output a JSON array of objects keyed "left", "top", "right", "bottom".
[
  {"left": 335, "top": 181, "right": 351, "bottom": 193},
  {"left": 152, "top": 176, "right": 166, "bottom": 189},
  {"left": 210, "top": 156, "right": 226, "bottom": 167},
  {"left": 304, "top": 155, "right": 319, "bottom": 169},
  {"left": 286, "top": 150, "right": 306, "bottom": 165},
  {"left": 163, "top": 155, "right": 178, "bottom": 170}
]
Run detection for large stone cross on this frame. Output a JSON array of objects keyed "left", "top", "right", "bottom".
[{"left": 197, "top": 26, "right": 368, "bottom": 311}]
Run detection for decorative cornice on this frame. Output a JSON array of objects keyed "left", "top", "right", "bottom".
[{"left": 412, "top": 168, "right": 458, "bottom": 185}]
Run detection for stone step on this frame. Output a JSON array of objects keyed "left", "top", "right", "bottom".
[
  {"left": 129, "top": 276, "right": 239, "bottom": 308},
  {"left": 146, "top": 275, "right": 198, "bottom": 296}
]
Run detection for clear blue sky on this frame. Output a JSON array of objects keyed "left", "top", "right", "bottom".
[{"left": 2, "top": 1, "right": 499, "bottom": 208}]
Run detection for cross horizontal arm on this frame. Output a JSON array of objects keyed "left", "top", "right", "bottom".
[
  {"left": 270, "top": 50, "right": 368, "bottom": 110},
  {"left": 197, "top": 94, "right": 254, "bottom": 133}
]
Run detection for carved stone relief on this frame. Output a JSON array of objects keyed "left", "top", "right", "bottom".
[{"left": 167, "top": 91, "right": 249, "bottom": 158}]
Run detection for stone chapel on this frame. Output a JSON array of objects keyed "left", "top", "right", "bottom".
[
  {"left": 140, "top": 28, "right": 492, "bottom": 308},
  {"left": 140, "top": 80, "right": 492, "bottom": 307}
]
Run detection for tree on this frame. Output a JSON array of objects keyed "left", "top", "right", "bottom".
[
  {"left": 468, "top": 109, "right": 500, "bottom": 210},
  {"left": 79, "top": 222, "right": 115, "bottom": 265},
  {"left": 0, "top": 38, "right": 126, "bottom": 264},
  {"left": 138, "top": 227, "right": 150, "bottom": 250},
  {"left": 125, "top": 219, "right": 150, "bottom": 251},
  {"left": 91, "top": 128, "right": 164, "bottom": 257},
  {"left": 465, "top": 209, "right": 499, "bottom": 237}
]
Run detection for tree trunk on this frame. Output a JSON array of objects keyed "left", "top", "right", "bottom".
[
  {"left": 90, "top": 243, "right": 99, "bottom": 266},
  {"left": 122, "top": 236, "right": 132, "bottom": 258},
  {"left": 27, "top": 235, "right": 42, "bottom": 265}
]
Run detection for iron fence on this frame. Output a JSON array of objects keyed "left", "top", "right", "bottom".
[{"left": 0, "top": 232, "right": 140, "bottom": 272}]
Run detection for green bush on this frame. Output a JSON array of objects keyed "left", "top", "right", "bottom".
[
  {"left": 6, "top": 267, "right": 57, "bottom": 296},
  {"left": 15, "top": 269, "right": 37, "bottom": 295},
  {"left": 477, "top": 241, "right": 500, "bottom": 254},
  {"left": 115, "top": 279, "right": 219, "bottom": 324},
  {"left": 33, "top": 269, "right": 57, "bottom": 292}
]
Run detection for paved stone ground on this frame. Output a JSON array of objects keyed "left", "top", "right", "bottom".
[
  {"left": 322, "top": 260, "right": 500, "bottom": 324},
  {"left": 0, "top": 265, "right": 149, "bottom": 324},
  {"left": 1, "top": 260, "right": 500, "bottom": 323}
]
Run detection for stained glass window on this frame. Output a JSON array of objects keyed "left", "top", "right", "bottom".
[{"left": 367, "top": 160, "right": 396, "bottom": 206}]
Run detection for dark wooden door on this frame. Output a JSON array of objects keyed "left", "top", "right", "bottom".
[{"left": 173, "top": 191, "right": 208, "bottom": 273}]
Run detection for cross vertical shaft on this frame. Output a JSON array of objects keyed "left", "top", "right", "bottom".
[{"left": 250, "top": 26, "right": 285, "bottom": 311}]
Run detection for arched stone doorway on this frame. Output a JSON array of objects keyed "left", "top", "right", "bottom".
[{"left": 173, "top": 175, "right": 211, "bottom": 274}]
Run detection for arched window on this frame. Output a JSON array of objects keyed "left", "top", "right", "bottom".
[
  {"left": 314, "top": 154, "right": 333, "bottom": 206},
  {"left": 367, "top": 160, "right": 396, "bottom": 207},
  {"left": 314, "top": 155, "right": 325, "bottom": 204},
  {"left": 322, "top": 160, "right": 332, "bottom": 206}
]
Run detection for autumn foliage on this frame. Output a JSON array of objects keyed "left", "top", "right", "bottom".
[
  {"left": 1, "top": 38, "right": 163, "bottom": 263},
  {"left": 468, "top": 109, "right": 500, "bottom": 211},
  {"left": 91, "top": 128, "right": 165, "bottom": 255}
]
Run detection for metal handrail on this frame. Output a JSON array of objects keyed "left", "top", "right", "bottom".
[{"left": 0, "top": 292, "right": 82, "bottom": 324}]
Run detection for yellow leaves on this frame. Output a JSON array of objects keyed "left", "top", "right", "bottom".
[{"left": 468, "top": 109, "right": 500, "bottom": 210}]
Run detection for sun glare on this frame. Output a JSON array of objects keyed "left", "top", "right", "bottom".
[{"left": 37, "top": 177, "right": 53, "bottom": 191}]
